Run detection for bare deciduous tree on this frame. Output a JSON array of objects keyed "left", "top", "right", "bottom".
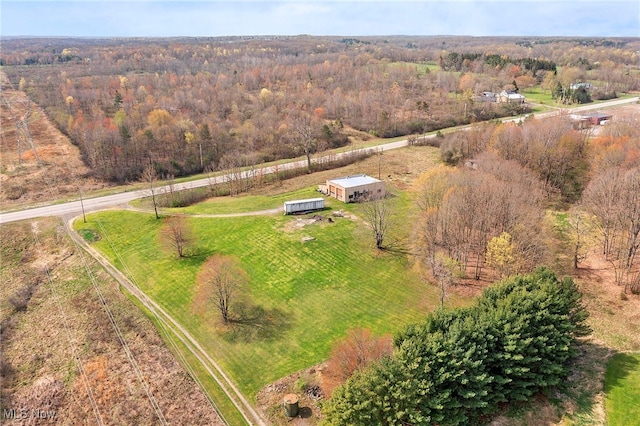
[
  {"left": 565, "top": 209, "right": 596, "bottom": 270},
  {"left": 289, "top": 110, "right": 318, "bottom": 173},
  {"left": 195, "top": 255, "right": 247, "bottom": 323},
  {"left": 413, "top": 153, "right": 545, "bottom": 282},
  {"left": 361, "top": 193, "right": 392, "bottom": 250},
  {"left": 142, "top": 163, "right": 159, "bottom": 219},
  {"left": 430, "top": 253, "right": 461, "bottom": 308},
  {"left": 583, "top": 167, "right": 640, "bottom": 293},
  {"left": 323, "top": 328, "right": 392, "bottom": 396},
  {"left": 161, "top": 215, "right": 193, "bottom": 258}
]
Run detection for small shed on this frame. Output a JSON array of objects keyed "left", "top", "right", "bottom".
[
  {"left": 320, "top": 174, "right": 385, "bottom": 203},
  {"left": 283, "top": 198, "right": 325, "bottom": 215}
]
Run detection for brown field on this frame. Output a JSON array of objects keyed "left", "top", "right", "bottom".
[
  {"left": 0, "top": 218, "right": 222, "bottom": 425},
  {"left": 0, "top": 72, "right": 109, "bottom": 210}
]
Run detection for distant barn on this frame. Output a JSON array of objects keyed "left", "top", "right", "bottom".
[
  {"left": 283, "top": 198, "right": 325, "bottom": 215},
  {"left": 570, "top": 111, "right": 612, "bottom": 129}
]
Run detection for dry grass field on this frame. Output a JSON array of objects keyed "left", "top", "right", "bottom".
[
  {"left": 0, "top": 217, "right": 223, "bottom": 424},
  {"left": 0, "top": 72, "right": 108, "bottom": 210}
]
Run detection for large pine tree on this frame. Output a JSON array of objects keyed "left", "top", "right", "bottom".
[{"left": 323, "top": 268, "right": 590, "bottom": 426}]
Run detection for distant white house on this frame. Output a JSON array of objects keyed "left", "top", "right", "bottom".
[{"left": 498, "top": 90, "right": 526, "bottom": 104}]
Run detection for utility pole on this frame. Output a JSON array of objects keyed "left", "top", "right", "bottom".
[{"left": 79, "top": 188, "right": 87, "bottom": 223}]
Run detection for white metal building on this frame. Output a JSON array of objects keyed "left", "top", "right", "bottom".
[{"left": 283, "top": 198, "right": 325, "bottom": 215}]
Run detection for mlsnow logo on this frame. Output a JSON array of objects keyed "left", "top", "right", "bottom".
[{"left": 2, "top": 408, "right": 57, "bottom": 420}]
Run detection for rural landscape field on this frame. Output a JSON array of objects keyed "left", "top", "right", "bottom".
[{"left": 1, "top": 27, "right": 640, "bottom": 426}]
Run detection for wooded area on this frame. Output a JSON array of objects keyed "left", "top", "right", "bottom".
[
  {"left": 2, "top": 35, "right": 640, "bottom": 424},
  {"left": 2, "top": 36, "right": 638, "bottom": 182}
]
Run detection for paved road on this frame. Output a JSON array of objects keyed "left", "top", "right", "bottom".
[
  {"left": 0, "top": 144, "right": 401, "bottom": 224},
  {"left": 1, "top": 96, "right": 637, "bottom": 225}
]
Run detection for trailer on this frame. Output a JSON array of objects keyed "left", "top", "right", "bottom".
[{"left": 283, "top": 198, "right": 325, "bottom": 215}]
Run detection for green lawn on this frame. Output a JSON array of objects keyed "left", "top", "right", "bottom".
[
  {"left": 604, "top": 353, "right": 640, "bottom": 426},
  {"left": 172, "top": 186, "right": 328, "bottom": 215},
  {"left": 523, "top": 87, "right": 558, "bottom": 106},
  {"left": 75, "top": 195, "right": 455, "bottom": 400}
]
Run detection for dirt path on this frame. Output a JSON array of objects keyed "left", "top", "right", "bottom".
[{"left": 65, "top": 215, "right": 267, "bottom": 426}]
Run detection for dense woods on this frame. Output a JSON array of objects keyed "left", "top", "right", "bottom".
[{"left": 2, "top": 36, "right": 639, "bottom": 182}]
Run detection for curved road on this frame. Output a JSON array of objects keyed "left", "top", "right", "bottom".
[{"left": 1, "top": 96, "right": 637, "bottom": 225}]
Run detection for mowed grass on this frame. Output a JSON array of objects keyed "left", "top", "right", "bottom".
[
  {"left": 522, "top": 87, "right": 559, "bottom": 106},
  {"left": 76, "top": 200, "right": 448, "bottom": 399},
  {"left": 604, "top": 353, "right": 640, "bottom": 426},
  {"left": 174, "top": 186, "right": 330, "bottom": 215}
]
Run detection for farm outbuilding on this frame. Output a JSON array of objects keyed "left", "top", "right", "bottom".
[
  {"left": 283, "top": 198, "right": 325, "bottom": 215},
  {"left": 570, "top": 111, "right": 613, "bottom": 129},
  {"left": 498, "top": 90, "right": 526, "bottom": 104},
  {"left": 319, "top": 174, "right": 385, "bottom": 203}
]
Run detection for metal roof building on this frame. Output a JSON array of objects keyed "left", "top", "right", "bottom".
[
  {"left": 319, "top": 174, "right": 385, "bottom": 203},
  {"left": 283, "top": 198, "right": 325, "bottom": 215}
]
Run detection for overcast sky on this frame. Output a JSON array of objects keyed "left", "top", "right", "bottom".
[{"left": 1, "top": 0, "right": 639, "bottom": 38}]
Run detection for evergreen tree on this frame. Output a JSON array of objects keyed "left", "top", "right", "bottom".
[{"left": 323, "top": 268, "right": 590, "bottom": 426}]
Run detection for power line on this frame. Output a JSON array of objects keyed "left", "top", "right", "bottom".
[
  {"left": 31, "top": 224, "right": 105, "bottom": 426},
  {"left": 8, "top": 83, "right": 166, "bottom": 422},
  {"left": 94, "top": 218, "right": 228, "bottom": 425},
  {"left": 65, "top": 219, "right": 168, "bottom": 425}
]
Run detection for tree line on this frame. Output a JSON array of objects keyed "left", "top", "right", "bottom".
[
  {"left": 3, "top": 36, "right": 637, "bottom": 182},
  {"left": 438, "top": 52, "right": 557, "bottom": 75}
]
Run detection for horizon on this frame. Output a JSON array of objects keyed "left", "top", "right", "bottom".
[{"left": 2, "top": 1, "right": 639, "bottom": 39}]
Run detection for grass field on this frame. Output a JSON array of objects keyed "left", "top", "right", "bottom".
[
  {"left": 173, "top": 186, "right": 329, "bottom": 215},
  {"left": 74, "top": 188, "right": 458, "bottom": 399},
  {"left": 522, "top": 87, "right": 558, "bottom": 106},
  {"left": 604, "top": 353, "right": 640, "bottom": 426}
]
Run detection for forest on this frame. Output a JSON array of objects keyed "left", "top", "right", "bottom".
[{"left": 1, "top": 35, "right": 639, "bottom": 182}]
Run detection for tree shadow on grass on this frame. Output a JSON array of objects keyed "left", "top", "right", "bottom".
[
  {"left": 380, "top": 235, "right": 412, "bottom": 256},
  {"left": 222, "top": 303, "right": 294, "bottom": 343},
  {"left": 185, "top": 247, "right": 216, "bottom": 261},
  {"left": 548, "top": 341, "right": 622, "bottom": 424},
  {"left": 488, "top": 340, "right": 615, "bottom": 425},
  {"left": 173, "top": 247, "right": 216, "bottom": 265},
  {"left": 603, "top": 351, "right": 640, "bottom": 394}
]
